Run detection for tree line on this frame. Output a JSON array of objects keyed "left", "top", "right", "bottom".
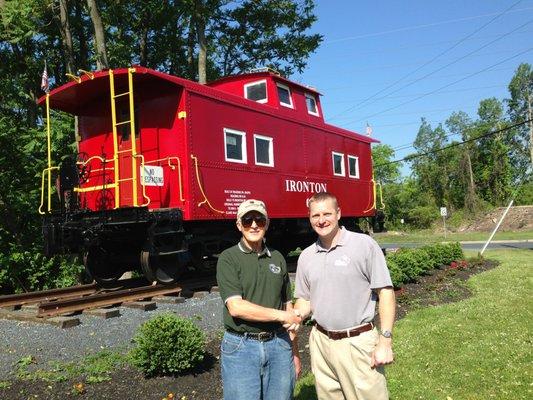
[{"left": 373, "top": 62, "right": 532, "bottom": 229}]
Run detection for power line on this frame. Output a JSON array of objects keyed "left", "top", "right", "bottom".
[
  {"left": 375, "top": 119, "right": 532, "bottom": 167},
  {"left": 329, "top": 12, "right": 531, "bottom": 120},
  {"left": 343, "top": 47, "right": 533, "bottom": 126},
  {"left": 323, "top": 5, "right": 533, "bottom": 43},
  {"left": 327, "top": 84, "right": 505, "bottom": 105}
]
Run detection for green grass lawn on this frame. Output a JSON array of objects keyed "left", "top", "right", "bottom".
[
  {"left": 294, "top": 249, "right": 533, "bottom": 400},
  {"left": 374, "top": 230, "right": 533, "bottom": 244}
]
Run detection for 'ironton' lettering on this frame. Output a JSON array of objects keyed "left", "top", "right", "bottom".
[{"left": 284, "top": 179, "right": 327, "bottom": 193}]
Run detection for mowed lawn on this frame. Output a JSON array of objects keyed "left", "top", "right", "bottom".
[{"left": 294, "top": 249, "right": 532, "bottom": 400}]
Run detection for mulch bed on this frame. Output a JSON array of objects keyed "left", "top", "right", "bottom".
[{"left": 1, "top": 258, "right": 498, "bottom": 400}]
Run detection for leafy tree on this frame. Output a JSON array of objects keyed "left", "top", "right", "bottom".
[
  {"left": 445, "top": 111, "right": 478, "bottom": 211},
  {"left": 372, "top": 144, "right": 401, "bottom": 185},
  {"left": 506, "top": 63, "right": 532, "bottom": 173}
]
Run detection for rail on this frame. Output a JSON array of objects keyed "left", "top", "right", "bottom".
[
  {"left": 38, "top": 284, "right": 182, "bottom": 317},
  {"left": 0, "top": 283, "right": 98, "bottom": 308}
]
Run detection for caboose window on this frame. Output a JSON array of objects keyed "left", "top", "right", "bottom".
[
  {"left": 254, "top": 135, "right": 274, "bottom": 167},
  {"left": 224, "top": 128, "right": 247, "bottom": 163},
  {"left": 348, "top": 155, "right": 360, "bottom": 179},
  {"left": 305, "top": 94, "right": 319, "bottom": 116},
  {"left": 244, "top": 80, "right": 267, "bottom": 103},
  {"left": 332, "top": 152, "right": 345, "bottom": 176},
  {"left": 277, "top": 84, "right": 293, "bottom": 108}
]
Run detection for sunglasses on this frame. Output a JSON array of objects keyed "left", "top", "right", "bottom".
[{"left": 241, "top": 215, "right": 267, "bottom": 228}]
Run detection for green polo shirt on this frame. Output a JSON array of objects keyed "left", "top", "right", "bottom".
[{"left": 216, "top": 240, "right": 291, "bottom": 333}]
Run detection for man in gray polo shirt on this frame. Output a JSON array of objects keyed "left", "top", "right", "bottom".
[{"left": 294, "top": 192, "right": 396, "bottom": 400}]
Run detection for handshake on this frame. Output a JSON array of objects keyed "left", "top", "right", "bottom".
[{"left": 281, "top": 309, "right": 302, "bottom": 332}]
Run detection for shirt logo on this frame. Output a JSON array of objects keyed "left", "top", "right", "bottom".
[
  {"left": 269, "top": 264, "right": 281, "bottom": 274},
  {"left": 334, "top": 255, "right": 351, "bottom": 267}
]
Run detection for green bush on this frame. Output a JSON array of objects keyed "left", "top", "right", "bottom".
[
  {"left": 406, "top": 206, "right": 438, "bottom": 229},
  {"left": 131, "top": 313, "right": 205, "bottom": 377},
  {"left": 387, "top": 248, "right": 432, "bottom": 282},
  {"left": 387, "top": 242, "right": 464, "bottom": 288},
  {"left": 0, "top": 242, "right": 83, "bottom": 294},
  {"left": 386, "top": 257, "right": 407, "bottom": 288}
]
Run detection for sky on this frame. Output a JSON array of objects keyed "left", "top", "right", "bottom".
[{"left": 293, "top": 0, "right": 533, "bottom": 175}]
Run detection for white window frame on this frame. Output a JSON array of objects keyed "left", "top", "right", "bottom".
[
  {"left": 244, "top": 79, "right": 268, "bottom": 104},
  {"left": 347, "top": 155, "right": 360, "bottom": 179},
  {"left": 332, "top": 152, "right": 345, "bottom": 176},
  {"left": 224, "top": 128, "right": 247, "bottom": 164},
  {"left": 254, "top": 134, "right": 274, "bottom": 167},
  {"left": 276, "top": 83, "right": 293, "bottom": 108},
  {"left": 305, "top": 93, "right": 319, "bottom": 116}
]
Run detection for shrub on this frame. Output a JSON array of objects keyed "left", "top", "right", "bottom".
[
  {"left": 386, "top": 242, "right": 464, "bottom": 288},
  {"left": 387, "top": 248, "right": 432, "bottom": 282},
  {"left": 0, "top": 243, "right": 83, "bottom": 295},
  {"left": 131, "top": 313, "right": 205, "bottom": 376},
  {"left": 386, "top": 257, "right": 407, "bottom": 288},
  {"left": 406, "top": 206, "right": 438, "bottom": 229},
  {"left": 421, "top": 243, "right": 450, "bottom": 268}
]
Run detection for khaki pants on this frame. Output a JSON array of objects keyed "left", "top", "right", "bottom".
[{"left": 309, "top": 326, "right": 389, "bottom": 400}]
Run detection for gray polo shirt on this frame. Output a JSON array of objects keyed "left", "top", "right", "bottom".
[{"left": 294, "top": 227, "right": 392, "bottom": 331}]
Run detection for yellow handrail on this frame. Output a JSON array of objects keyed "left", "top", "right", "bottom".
[
  {"left": 128, "top": 68, "right": 138, "bottom": 207},
  {"left": 74, "top": 183, "right": 117, "bottom": 193},
  {"left": 77, "top": 69, "right": 94, "bottom": 79},
  {"left": 363, "top": 179, "right": 376, "bottom": 213},
  {"left": 37, "top": 94, "right": 57, "bottom": 214},
  {"left": 191, "top": 154, "right": 225, "bottom": 214},
  {"left": 65, "top": 73, "right": 81, "bottom": 83},
  {"left": 135, "top": 154, "right": 151, "bottom": 207},
  {"left": 38, "top": 166, "right": 59, "bottom": 215},
  {"left": 108, "top": 69, "right": 121, "bottom": 208},
  {"left": 376, "top": 181, "right": 385, "bottom": 210}
]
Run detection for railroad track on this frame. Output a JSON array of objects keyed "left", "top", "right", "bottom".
[{"left": 0, "top": 275, "right": 218, "bottom": 328}]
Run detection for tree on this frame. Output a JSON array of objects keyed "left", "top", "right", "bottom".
[
  {"left": 506, "top": 63, "right": 532, "bottom": 172},
  {"left": 411, "top": 118, "right": 451, "bottom": 208},
  {"left": 474, "top": 98, "right": 512, "bottom": 205},
  {"left": 372, "top": 144, "right": 401, "bottom": 185},
  {"left": 86, "top": 0, "right": 108, "bottom": 70},
  {"left": 446, "top": 111, "right": 478, "bottom": 211}
]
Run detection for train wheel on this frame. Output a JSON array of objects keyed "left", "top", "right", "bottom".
[
  {"left": 140, "top": 251, "right": 186, "bottom": 285},
  {"left": 83, "top": 247, "right": 123, "bottom": 288}
]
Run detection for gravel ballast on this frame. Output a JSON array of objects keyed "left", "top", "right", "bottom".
[{"left": 0, "top": 292, "right": 223, "bottom": 380}]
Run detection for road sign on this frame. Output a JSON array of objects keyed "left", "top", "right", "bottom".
[{"left": 440, "top": 207, "right": 447, "bottom": 217}]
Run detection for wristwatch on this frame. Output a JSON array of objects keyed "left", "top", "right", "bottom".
[{"left": 380, "top": 329, "right": 393, "bottom": 339}]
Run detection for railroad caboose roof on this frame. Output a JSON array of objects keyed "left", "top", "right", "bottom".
[
  {"left": 207, "top": 70, "right": 322, "bottom": 95},
  {"left": 37, "top": 67, "right": 378, "bottom": 144},
  {"left": 37, "top": 67, "right": 190, "bottom": 114}
]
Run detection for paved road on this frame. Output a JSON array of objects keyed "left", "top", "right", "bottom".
[{"left": 380, "top": 240, "right": 532, "bottom": 251}]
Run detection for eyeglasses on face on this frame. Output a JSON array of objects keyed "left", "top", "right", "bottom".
[{"left": 241, "top": 215, "right": 267, "bottom": 228}]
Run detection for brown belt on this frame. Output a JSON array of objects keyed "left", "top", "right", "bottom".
[{"left": 315, "top": 322, "right": 373, "bottom": 340}]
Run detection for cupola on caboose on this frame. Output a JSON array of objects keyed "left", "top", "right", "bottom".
[{"left": 38, "top": 67, "right": 381, "bottom": 285}]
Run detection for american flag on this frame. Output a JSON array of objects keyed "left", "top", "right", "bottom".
[
  {"left": 366, "top": 122, "right": 372, "bottom": 136},
  {"left": 40, "top": 63, "right": 49, "bottom": 93}
]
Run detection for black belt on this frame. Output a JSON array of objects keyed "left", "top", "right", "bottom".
[
  {"left": 315, "top": 322, "right": 373, "bottom": 340},
  {"left": 227, "top": 328, "right": 285, "bottom": 342}
]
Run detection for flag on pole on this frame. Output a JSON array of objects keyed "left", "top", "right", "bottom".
[
  {"left": 40, "top": 62, "right": 49, "bottom": 93},
  {"left": 366, "top": 122, "right": 372, "bottom": 136}
]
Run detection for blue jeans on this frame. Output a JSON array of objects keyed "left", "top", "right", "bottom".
[{"left": 221, "top": 331, "right": 296, "bottom": 400}]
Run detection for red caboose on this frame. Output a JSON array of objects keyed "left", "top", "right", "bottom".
[{"left": 38, "top": 67, "right": 379, "bottom": 285}]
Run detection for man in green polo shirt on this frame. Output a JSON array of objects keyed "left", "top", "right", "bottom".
[{"left": 217, "top": 199, "right": 302, "bottom": 400}]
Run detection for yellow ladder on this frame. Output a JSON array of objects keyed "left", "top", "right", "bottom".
[{"left": 109, "top": 68, "right": 140, "bottom": 208}]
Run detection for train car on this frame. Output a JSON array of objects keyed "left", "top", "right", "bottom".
[{"left": 37, "top": 66, "right": 379, "bottom": 285}]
